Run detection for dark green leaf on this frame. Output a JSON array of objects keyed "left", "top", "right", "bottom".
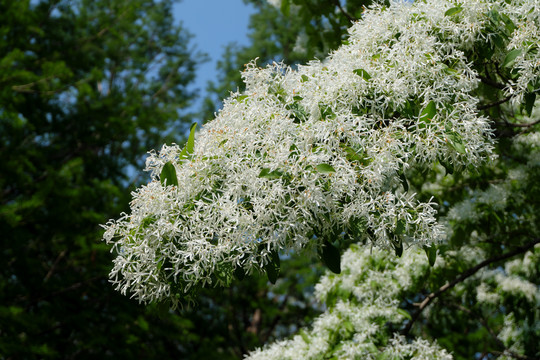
[
  {"left": 320, "top": 239, "right": 341, "bottom": 274},
  {"left": 501, "top": 13, "right": 516, "bottom": 34},
  {"left": 353, "top": 68, "right": 371, "bottom": 80},
  {"left": 392, "top": 237, "right": 403, "bottom": 257},
  {"left": 491, "top": 34, "right": 505, "bottom": 50},
  {"left": 234, "top": 265, "right": 245, "bottom": 281},
  {"left": 399, "top": 173, "right": 409, "bottom": 192},
  {"left": 524, "top": 92, "right": 536, "bottom": 117},
  {"left": 440, "top": 159, "right": 455, "bottom": 175},
  {"left": 395, "top": 219, "right": 406, "bottom": 235},
  {"left": 265, "top": 251, "right": 280, "bottom": 284},
  {"left": 349, "top": 217, "right": 367, "bottom": 239},
  {"left": 423, "top": 245, "right": 437, "bottom": 266},
  {"left": 315, "top": 164, "right": 335, "bottom": 173},
  {"left": 160, "top": 162, "right": 178, "bottom": 187}
]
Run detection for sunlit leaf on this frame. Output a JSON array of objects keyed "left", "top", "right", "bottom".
[
  {"left": 444, "top": 6, "right": 463, "bottom": 16},
  {"left": 186, "top": 122, "right": 197, "bottom": 154},
  {"left": 259, "top": 168, "right": 283, "bottom": 179},
  {"left": 316, "top": 164, "right": 336, "bottom": 174},
  {"left": 419, "top": 101, "right": 436, "bottom": 123},
  {"left": 502, "top": 49, "right": 522, "bottom": 68},
  {"left": 160, "top": 162, "right": 178, "bottom": 187},
  {"left": 353, "top": 68, "right": 371, "bottom": 80}
]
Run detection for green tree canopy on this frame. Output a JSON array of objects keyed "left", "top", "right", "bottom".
[{"left": 0, "top": 0, "right": 204, "bottom": 357}]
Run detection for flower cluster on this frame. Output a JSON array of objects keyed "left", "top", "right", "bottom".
[
  {"left": 246, "top": 246, "right": 453, "bottom": 359},
  {"left": 102, "top": 0, "right": 539, "bottom": 306}
]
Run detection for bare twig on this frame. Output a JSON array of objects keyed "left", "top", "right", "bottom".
[
  {"left": 43, "top": 250, "right": 67, "bottom": 283},
  {"left": 333, "top": 0, "right": 356, "bottom": 22}
]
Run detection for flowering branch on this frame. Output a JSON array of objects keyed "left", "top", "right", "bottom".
[{"left": 102, "top": 0, "right": 540, "bottom": 308}]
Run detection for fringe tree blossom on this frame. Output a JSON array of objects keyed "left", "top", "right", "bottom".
[
  {"left": 102, "top": 0, "right": 539, "bottom": 307},
  {"left": 246, "top": 246, "right": 453, "bottom": 360}
]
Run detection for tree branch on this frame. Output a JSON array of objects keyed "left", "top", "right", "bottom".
[
  {"left": 497, "top": 118, "right": 540, "bottom": 128},
  {"left": 333, "top": 0, "right": 356, "bottom": 22},
  {"left": 478, "top": 95, "right": 512, "bottom": 110},
  {"left": 402, "top": 238, "right": 540, "bottom": 335},
  {"left": 478, "top": 75, "right": 506, "bottom": 90}
]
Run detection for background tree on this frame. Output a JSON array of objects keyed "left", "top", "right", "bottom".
[{"left": 0, "top": 0, "right": 206, "bottom": 357}]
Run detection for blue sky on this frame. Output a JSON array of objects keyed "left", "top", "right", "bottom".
[{"left": 173, "top": 0, "right": 256, "bottom": 111}]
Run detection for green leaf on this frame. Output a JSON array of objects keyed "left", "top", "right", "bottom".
[
  {"left": 491, "top": 34, "right": 505, "bottom": 50},
  {"left": 440, "top": 159, "right": 455, "bottom": 175},
  {"left": 395, "top": 219, "right": 406, "bottom": 235},
  {"left": 141, "top": 216, "right": 157, "bottom": 229},
  {"left": 423, "top": 245, "right": 437, "bottom": 266},
  {"left": 160, "top": 162, "right": 178, "bottom": 187},
  {"left": 446, "top": 132, "right": 466, "bottom": 154},
  {"left": 444, "top": 6, "right": 463, "bottom": 16},
  {"left": 301, "top": 74, "right": 309, "bottom": 82},
  {"left": 399, "top": 173, "right": 409, "bottom": 192},
  {"left": 280, "top": 0, "right": 290, "bottom": 16},
  {"left": 524, "top": 92, "right": 536, "bottom": 117},
  {"left": 265, "top": 250, "right": 280, "bottom": 284},
  {"left": 218, "top": 139, "right": 228, "bottom": 147},
  {"left": 353, "top": 68, "right": 371, "bottom": 80},
  {"left": 315, "top": 164, "right": 335, "bottom": 174},
  {"left": 234, "top": 265, "right": 245, "bottom": 281},
  {"left": 186, "top": 122, "right": 197, "bottom": 154},
  {"left": 343, "top": 145, "right": 362, "bottom": 163},
  {"left": 349, "top": 217, "right": 367, "bottom": 239},
  {"left": 502, "top": 49, "right": 522, "bottom": 68},
  {"left": 259, "top": 168, "right": 283, "bottom": 179},
  {"left": 501, "top": 13, "right": 516, "bottom": 34},
  {"left": 236, "top": 94, "right": 248, "bottom": 102},
  {"left": 419, "top": 101, "right": 436, "bottom": 123},
  {"left": 320, "top": 240, "right": 341, "bottom": 274},
  {"left": 396, "top": 308, "right": 412, "bottom": 320},
  {"left": 392, "top": 237, "right": 403, "bottom": 257}
]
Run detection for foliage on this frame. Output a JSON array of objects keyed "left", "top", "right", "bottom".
[{"left": 0, "top": 0, "right": 207, "bottom": 357}]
